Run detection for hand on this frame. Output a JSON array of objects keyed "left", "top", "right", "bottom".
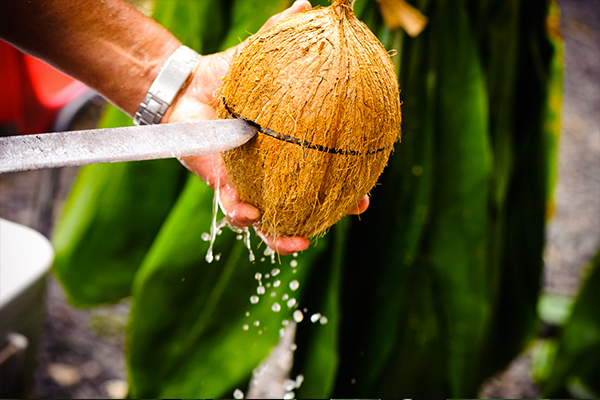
[{"left": 162, "top": 0, "right": 369, "bottom": 255}]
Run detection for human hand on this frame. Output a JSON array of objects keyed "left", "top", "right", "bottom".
[{"left": 162, "top": 0, "right": 369, "bottom": 255}]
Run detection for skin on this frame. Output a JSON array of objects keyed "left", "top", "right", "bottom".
[{"left": 0, "top": 0, "right": 369, "bottom": 255}]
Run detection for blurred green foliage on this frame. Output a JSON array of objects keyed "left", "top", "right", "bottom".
[{"left": 52, "top": 0, "right": 566, "bottom": 397}]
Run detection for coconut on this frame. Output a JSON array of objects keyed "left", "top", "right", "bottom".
[{"left": 217, "top": 0, "right": 401, "bottom": 239}]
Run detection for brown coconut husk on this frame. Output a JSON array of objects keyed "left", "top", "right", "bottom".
[{"left": 217, "top": 0, "right": 401, "bottom": 239}]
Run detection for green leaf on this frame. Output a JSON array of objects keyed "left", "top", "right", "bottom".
[
  {"left": 295, "top": 219, "right": 347, "bottom": 398},
  {"left": 425, "top": 1, "right": 492, "bottom": 396},
  {"left": 153, "top": 0, "right": 229, "bottom": 54},
  {"left": 127, "top": 176, "right": 329, "bottom": 398},
  {"left": 484, "top": 0, "right": 560, "bottom": 377},
  {"left": 52, "top": 106, "right": 186, "bottom": 306}
]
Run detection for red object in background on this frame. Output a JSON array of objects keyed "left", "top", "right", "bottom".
[{"left": 0, "top": 40, "right": 89, "bottom": 135}]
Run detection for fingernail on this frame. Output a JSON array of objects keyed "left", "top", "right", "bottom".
[{"left": 244, "top": 206, "right": 260, "bottom": 221}]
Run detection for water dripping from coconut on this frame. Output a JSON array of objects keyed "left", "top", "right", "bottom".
[{"left": 202, "top": 172, "right": 255, "bottom": 263}]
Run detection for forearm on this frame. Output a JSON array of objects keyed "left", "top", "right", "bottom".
[{"left": 0, "top": 0, "right": 181, "bottom": 117}]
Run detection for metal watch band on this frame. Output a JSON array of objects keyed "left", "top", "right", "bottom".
[{"left": 134, "top": 46, "right": 200, "bottom": 126}]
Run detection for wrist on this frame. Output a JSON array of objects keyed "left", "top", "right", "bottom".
[{"left": 134, "top": 45, "right": 201, "bottom": 125}]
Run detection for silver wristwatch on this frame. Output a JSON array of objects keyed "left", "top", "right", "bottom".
[{"left": 134, "top": 46, "right": 200, "bottom": 126}]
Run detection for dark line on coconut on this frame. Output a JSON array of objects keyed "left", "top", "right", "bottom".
[{"left": 223, "top": 99, "right": 389, "bottom": 156}]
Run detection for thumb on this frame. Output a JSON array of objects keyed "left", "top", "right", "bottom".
[{"left": 217, "top": 1, "right": 312, "bottom": 68}]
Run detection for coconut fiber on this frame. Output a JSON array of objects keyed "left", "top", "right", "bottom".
[{"left": 218, "top": 0, "right": 401, "bottom": 238}]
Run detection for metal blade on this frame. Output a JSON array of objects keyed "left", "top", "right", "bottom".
[{"left": 0, "top": 119, "right": 256, "bottom": 173}]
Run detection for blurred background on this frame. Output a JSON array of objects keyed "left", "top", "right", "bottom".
[{"left": 0, "top": 0, "right": 598, "bottom": 398}]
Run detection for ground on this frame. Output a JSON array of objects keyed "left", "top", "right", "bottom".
[{"left": 0, "top": 0, "right": 598, "bottom": 398}]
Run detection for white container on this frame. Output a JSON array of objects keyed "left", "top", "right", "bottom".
[{"left": 0, "top": 218, "right": 54, "bottom": 397}]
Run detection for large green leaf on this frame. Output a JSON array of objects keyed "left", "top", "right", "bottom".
[
  {"left": 294, "top": 219, "right": 347, "bottom": 398},
  {"left": 52, "top": 107, "right": 186, "bottom": 306},
  {"left": 426, "top": 1, "right": 492, "bottom": 396},
  {"left": 484, "top": 0, "right": 560, "bottom": 377},
  {"left": 153, "top": 0, "right": 229, "bottom": 54},
  {"left": 127, "top": 176, "right": 330, "bottom": 398}
]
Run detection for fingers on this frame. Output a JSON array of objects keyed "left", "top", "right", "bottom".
[
  {"left": 255, "top": 228, "right": 310, "bottom": 256},
  {"left": 218, "top": 184, "right": 261, "bottom": 227},
  {"left": 260, "top": 0, "right": 312, "bottom": 32},
  {"left": 346, "top": 195, "right": 370, "bottom": 215},
  {"left": 218, "top": 0, "right": 312, "bottom": 66}
]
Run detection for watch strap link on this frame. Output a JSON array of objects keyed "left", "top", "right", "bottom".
[{"left": 134, "top": 46, "right": 200, "bottom": 126}]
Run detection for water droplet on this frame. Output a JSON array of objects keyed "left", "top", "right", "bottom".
[
  {"left": 290, "top": 343, "right": 297, "bottom": 351},
  {"left": 272, "top": 303, "right": 281, "bottom": 312},
  {"left": 250, "top": 296, "right": 259, "bottom": 304},
  {"left": 273, "top": 280, "right": 281, "bottom": 288},
  {"left": 287, "top": 298, "right": 297, "bottom": 308},
  {"left": 258, "top": 330, "right": 263, "bottom": 335},
  {"left": 282, "top": 294, "right": 289, "bottom": 300},
  {"left": 283, "top": 392, "right": 294, "bottom": 399},
  {"left": 293, "top": 252, "right": 298, "bottom": 257},
  {"left": 254, "top": 320, "right": 260, "bottom": 326},
  {"left": 265, "top": 273, "right": 270, "bottom": 279},
  {"left": 264, "top": 247, "right": 276, "bottom": 263},
  {"left": 245, "top": 311, "right": 250, "bottom": 317},
  {"left": 292, "top": 269, "right": 297, "bottom": 274},
  {"left": 295, "top": 374, "right": 304, "bottom": 387},
  {"left": 282, "top": 319, "right": 289, "bottom": 326},
  {"left": 214, "top": 254, "right": 221, "bottom": 261},
  {"left": 320, "top": 316, "right": 328, "bottom": 325},
  {"left": 293, "top": 310, "right": 303, "bottom": 323},
  {"left": 236, "top": 234, "right": 243, "bottom": 240},
  {"left": 204, "top": 176, "right": 257, "bottom": 262},
  {"left": 257, "top": 286, "right": 265, "bottom": 295},
  {"left": 233, "top": 388, "right": 244, "bottom": 399},
  {"left": 283, "top": 379, "right": 296, "bottom": 391},
  {"left": 270, "top": 292, "right": 277, "bottom": 297},
  {"left": 266, "top": 282, "right": 271, "bottom": 288},
  {"left": 271, "top": 268, "right": 280, "bottom": 276},
  {"left": 255, "top": 273, "right": 262, "bottom": 281},
  {"left": 289, "top": 280, "right": 299, "bottom": 291},
  {"left": 290, "top": 260, "right": 298, "bottom": 268},
  {"left": 242, "top": 324, "right": 249, "bottom": 331},
  {"left": 279, "top": 328, "right": 286, "bottom": 337},
  {"left": 310, "top": 313, "right": 321, "bottom": 323},
  {"left": 260, "top": 257, "right": 266, "bottom": 262}
]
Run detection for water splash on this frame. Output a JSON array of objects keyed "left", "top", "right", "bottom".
[
  {"left": 203, "top": 179, "right": 255, "bottom": 263},
  {"left": 293, "top": 310, "right": 304, "bottom": 323}
]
